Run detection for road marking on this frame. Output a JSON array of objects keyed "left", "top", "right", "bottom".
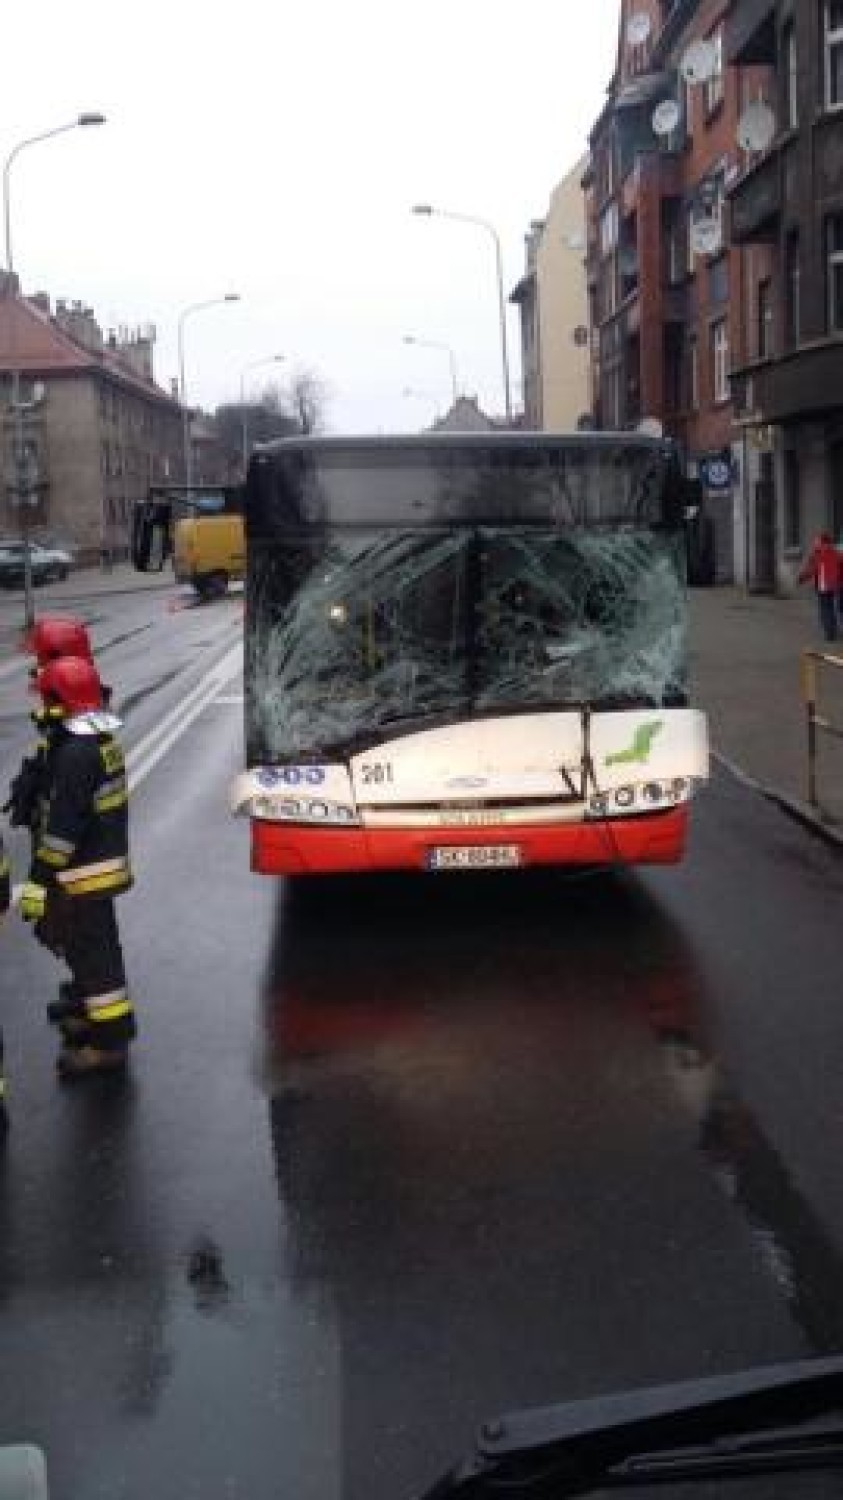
[
  {"left": 211, "top": 694, "right": 244, "bottom": 705},
  {"left": 126, "top": 641, "right": 242, "bottom": 791}
]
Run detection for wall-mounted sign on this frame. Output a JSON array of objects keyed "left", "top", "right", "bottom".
[{"left": 699, "top": 453, "right": 734, "bottom": 491}]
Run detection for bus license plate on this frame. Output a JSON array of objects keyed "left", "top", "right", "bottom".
[{"left": 427, "top": 845, "right": 522, "bottom": 871}]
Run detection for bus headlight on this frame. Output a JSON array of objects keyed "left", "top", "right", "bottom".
[{"left": 586, "top": 779, "right": 697, "bottom": 819}]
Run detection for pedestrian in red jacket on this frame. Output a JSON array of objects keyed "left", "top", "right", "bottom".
[{"left": 798, "top": 533, "right": 842, "bottom": 642}]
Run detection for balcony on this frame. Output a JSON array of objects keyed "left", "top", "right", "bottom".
[
  {"left": 734, "top": 340, "right": 843, "bottom": 423},
  {"left": 725, "top": 0, "right": 776, "bottom": 66},
  {"left": 728, "top": 150, "right": 781, "bottom": 244}
]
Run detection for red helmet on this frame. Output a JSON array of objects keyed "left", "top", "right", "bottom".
[
  {"left": 27, "top": 617, "right": 93, "bottom": 665},
  {"left": 36, "top": 656, "right": 104, "bottom": 715}
]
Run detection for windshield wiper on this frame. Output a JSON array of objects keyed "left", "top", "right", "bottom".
[{"left": 419, "top": 1357, "right": 843, "bottom": 1498}]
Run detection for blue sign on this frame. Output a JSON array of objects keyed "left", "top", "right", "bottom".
[{"left": 699, "top": 454, "right": 733, "bottom": 492}]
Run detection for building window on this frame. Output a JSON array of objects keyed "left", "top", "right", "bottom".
[
  {"left": 708, "top": 255, "right": 729, "bottom": 306},
  {"left": 784, "top": 450, "right": 801, "bottom": 549},
  {"left": 786, "top": 231, "right": 801, "bottom": 346},
  {"left": 600, "top": 201, "right": 619, "bottom": 256},
  {"left": 757, "top": 278, "right": 774, "bottom": 357},
  {"left": 825, "top": 0, "right": 843, "bottom": 109},
  {"left": 783, "top": 22, "right": 798, "bottom": 129},
  {"left": 711, "top": 318, "right": 730, "bottom": 403},
  {"left": 826, "top": 214, "right": 843, "bottom": 330},
  {"left": 704, "top": 30, "right": 725, "bottom": 115},
  {"left": 663, "top": 200, "right": 686, "bottom": 284}
]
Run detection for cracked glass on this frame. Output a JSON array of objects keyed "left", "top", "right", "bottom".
[{"left": 247, "top": 525, "right": 687, "bottom": 762}]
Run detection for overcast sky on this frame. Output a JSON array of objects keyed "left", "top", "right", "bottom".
[{"left": 3, "top": 1, "right": 618, "bottom": 433}]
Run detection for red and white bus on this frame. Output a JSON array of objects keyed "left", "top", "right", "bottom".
[{"left": 228, "top": 432, "right": 708, "bottom": 875}]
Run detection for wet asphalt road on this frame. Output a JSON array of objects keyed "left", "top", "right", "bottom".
[{"left": 1, "top": 583, "right": 843, "bottom": 1499}]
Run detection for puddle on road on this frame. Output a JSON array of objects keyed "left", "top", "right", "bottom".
[
  {"left": 262, "top": 872, "right": 843, "bottom": 1363},
  {"left": 651, "top": 1022, "right": 843, "bottom": 1355}
]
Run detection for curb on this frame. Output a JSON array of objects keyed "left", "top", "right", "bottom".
[
  {"left": 713, "top": 751, "right": 843, "bottom": 852},
  {"left": 0, "top": 579, "right": 177, "bottom": 608}
]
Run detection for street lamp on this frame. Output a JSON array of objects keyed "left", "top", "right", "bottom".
[
  {"left": 402, "top": 334, "right": 459, "bottom": 406},
  {"left": 411, "top": 203, "right": 513, "bottom": 423},
  {"left": 3, "top": 112, "right": 106, "bottom": 629},
  {"left": 178, "top": 293, "right": 240, "bottom": 490},
  {"left": 239, "top": 354, "right": 285, "bottom": 473}
]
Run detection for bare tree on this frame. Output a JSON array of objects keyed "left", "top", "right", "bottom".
[
  {"left": 210, "top": 370, "right": 329, "bottom": 462},
  {"left": 210, "top": 383, "right": 299, "bottom": 460},
  {"left": 287, "top": 367, "right": 329, "bottom": 435}
]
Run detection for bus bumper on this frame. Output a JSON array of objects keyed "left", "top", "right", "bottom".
[{"left": 250, "top": 807, "right": 690, "bottom": 875}]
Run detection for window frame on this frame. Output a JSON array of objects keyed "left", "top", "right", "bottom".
[
  {"left": 704, "top": 29, "right": 725, "bottom": 117},
  {"left": 783, "top": 21, "right": 798, "bottom": 129},
  {"left": 711, "top": 317, "right": 730, "bottom": 405},
  {"left": 826, "top": 213, "right": 843, "bottom": 331},
  {"left": 824, "top": 0, "right": 843, "bottom": 111},
  {"left": 757, "top": 277, "right": 775, "bottom": 358}
]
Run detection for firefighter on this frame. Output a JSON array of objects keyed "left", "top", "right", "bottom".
[
  {"left": 18, "top": 655, "right": 136, "bottom": 1078},
  {"left": 0, "top": 831, "right": 10, "bottom": 1133},
  {"left": 4, "top": 617, "right": 96, "bottom": 839}
]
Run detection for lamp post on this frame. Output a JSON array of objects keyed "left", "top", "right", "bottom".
[
  {"left": 402, "top": 334, "right": 459, "bottom": 406},
  {"left": 411, "top": 203, "right": 513, "bottom": 423},
  {"left": 239, "top": 354, "right": 285, "bottom": 473},
  {"left": 3, "top": 112, "right": 105, "bottom": 629},
  {"left": 178, "top": 294, "right": 240, "bottom": 491}
]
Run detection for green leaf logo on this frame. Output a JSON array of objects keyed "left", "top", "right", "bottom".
[{"left": 605, "top": 720, "right": 665, "bottom": 768}]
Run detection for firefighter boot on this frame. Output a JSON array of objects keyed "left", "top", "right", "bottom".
[
  {"left": 56, "top": 1044, "right": 129, "bottom": 1080},
  {"left": 46, "top": 982, "right": 91, "bottom": 1044}
]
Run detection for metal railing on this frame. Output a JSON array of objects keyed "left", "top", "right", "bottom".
[{"left": 802, "top": 650, "right": 843, "bottom": 811}]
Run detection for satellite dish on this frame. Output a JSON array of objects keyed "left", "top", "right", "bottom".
[
  {"left": 626, "top": 11, "right": 652, "bottom": 46},
  {"left": 737, "top": 100, "right": 776, "bottom": 153},
  {"left": 652, "top": 99, "right": 681, "bottom": 137},
  {"left": 681, "top": 38, "right": 716, "bottom": 85},
  {"left": 690, "top": 216, "right": 722, "bottom": 258},
  {"left": 566, "top": 230, "right": 585, "bottom": 251},
  {"left": 638, "top": 417, "right": 664, "bottom": 439}
]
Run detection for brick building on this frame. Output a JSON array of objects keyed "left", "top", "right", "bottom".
[
  {"left": 584, "top": 0, "right": 772, "bottom": 582},
  {"left": 0, "top": 279, "right": 183, "bottom": 561},
  {"left": 728, "top": 0, "right": 843, "bottom": 590}
]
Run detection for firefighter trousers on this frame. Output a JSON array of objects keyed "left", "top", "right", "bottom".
[{"left": 39, "top": 891, "right": 136, "bottom": 1051}]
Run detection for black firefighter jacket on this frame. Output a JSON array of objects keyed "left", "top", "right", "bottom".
[{"left": 30, "top": 717, "right": 132, "bottom": 900}]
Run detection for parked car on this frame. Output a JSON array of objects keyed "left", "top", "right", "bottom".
[{"left": 0, "top": 540, "right": 72, "bottom": 588}]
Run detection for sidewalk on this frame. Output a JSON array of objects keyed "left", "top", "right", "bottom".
[
  {"left": 0, "top": 564, "right": 175, "bottom": 662},
  {"left": 691, "top": 586, "right": 843, "bottom": 836}
]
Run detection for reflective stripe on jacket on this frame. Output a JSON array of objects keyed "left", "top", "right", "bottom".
[{"left": 30, "top": 730, "right": 132, "bottom": 899}]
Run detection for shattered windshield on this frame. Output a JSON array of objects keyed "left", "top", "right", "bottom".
[{"left": 247, "top": 524, "right": 687, "bottom": 762}]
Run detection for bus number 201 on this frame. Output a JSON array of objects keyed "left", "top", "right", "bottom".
[{"left": 360, "top": 763, "right": 394, "bottom": 786}]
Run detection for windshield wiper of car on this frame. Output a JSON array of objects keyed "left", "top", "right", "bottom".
[{"left": 419, "top": 1356, "right": 843, "bottom": 1498}]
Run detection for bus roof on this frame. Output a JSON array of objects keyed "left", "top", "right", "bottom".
[
  {"left": 246, "top": 431, "right": 684, "bottom": 534},
  {"left": 252, "top": 431, "right": 677, "bottom": 461}
]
